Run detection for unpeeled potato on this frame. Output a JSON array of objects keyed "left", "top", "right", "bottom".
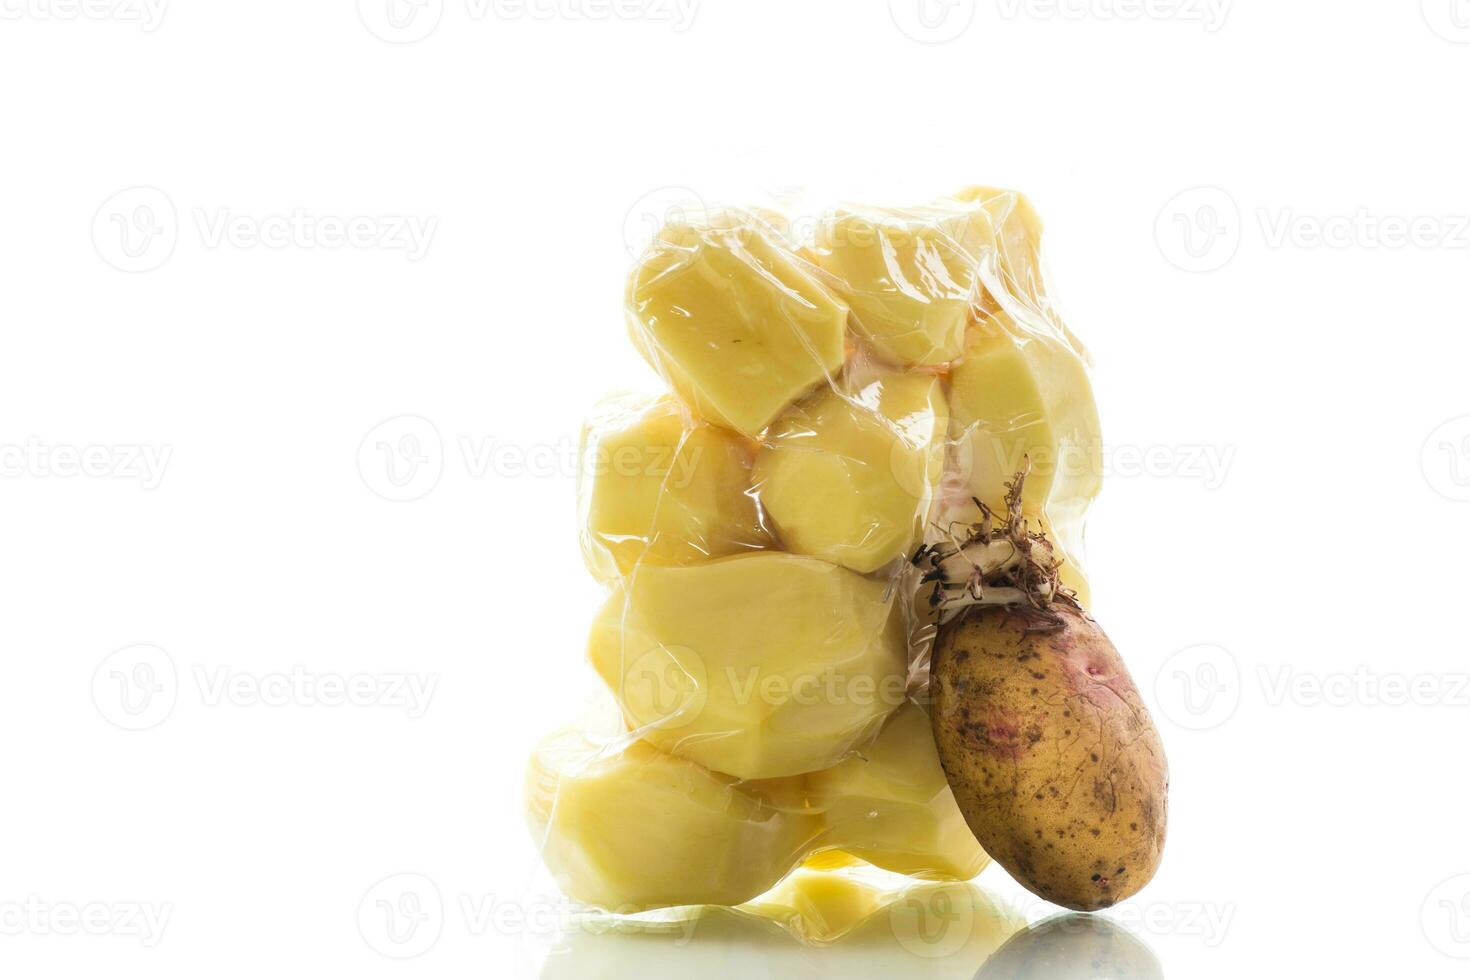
[{"left": 930, "top": 604, "right": 1168, "bottom": 911}]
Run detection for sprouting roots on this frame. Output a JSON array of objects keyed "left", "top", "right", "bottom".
[{"left": 913, "top": 464, "right": 1080, "bottom": 630}]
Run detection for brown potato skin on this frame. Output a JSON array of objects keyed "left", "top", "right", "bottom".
[{"left": 931, "top": 604, "right": 1168, "bottom": 911}]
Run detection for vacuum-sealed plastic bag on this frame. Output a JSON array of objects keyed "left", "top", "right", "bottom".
[{"left": 529, "top": 186, "right": 1102, "bottom": 915}]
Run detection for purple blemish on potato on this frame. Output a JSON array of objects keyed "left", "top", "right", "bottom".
[{"left": 959, "top": 713, "right": 1041, "bottom": 761}]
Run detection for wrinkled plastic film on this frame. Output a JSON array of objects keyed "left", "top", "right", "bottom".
[{"left": 532, "top": 187, "right": 1104, "bottom": 916}]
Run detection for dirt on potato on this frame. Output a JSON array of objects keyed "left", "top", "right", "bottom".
[{"left": 931, "top": 603, "right": 1168, "bottom": 911}]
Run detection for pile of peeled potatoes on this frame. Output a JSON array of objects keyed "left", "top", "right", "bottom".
[{"left": 525, "top": 186, "right": 1168, "bottom": 916}]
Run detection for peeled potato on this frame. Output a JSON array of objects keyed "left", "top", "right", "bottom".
[
  {"left": 755, "top": 372, "right": 948, "bottom": 574},
  {"left": 525, "top": 727, "right": 818, "bottom": 910},
  {"left": 808, "top": 700, "right": 987, "bottom": 881},
  {"left": 812, "top": 202, "right": 994, "bottom": 367},
  {"left": 527, "top": 707, "right": 989, "bottom": 914},
  {"left": 626, "top": 212, "right": 849, "bottom": 438},
  {"left": 587, "top": 552, "right": 907, "bottom": 780},
  {"left": 579, "top": 393, "right": 771, "bottom": 581}
]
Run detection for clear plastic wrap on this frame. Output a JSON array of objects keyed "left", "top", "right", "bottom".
[{"left": 531, "top": 185, "right": 1103, "bottom": 917}]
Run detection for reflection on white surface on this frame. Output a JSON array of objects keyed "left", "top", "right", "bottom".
[
  {"left": 979, "top": 914, "right": 1164, "bottom": 979},
  {"left": 534, "top": 868, "right": 1161, "bottom": 979}
]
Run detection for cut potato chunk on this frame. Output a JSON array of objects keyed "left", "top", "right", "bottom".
[
  {"left": 812, "top": 202, "right": 994, "bottom": 367},
  {"left": 579, "top": 393, "right": 771, "bottom": 581},
  {"left": 626, "top": 212, "right": 849, "bottom": 438},
  {"left": 587, "top": 553, "right": 907, "bottom": 779},
  {"left": 526, "top": 727, "right": 818, "bottom": 910},
  {"left": 754, "top": 372, "right": 948, "bottom": 574},
  {"left": 526, "top": 708, "right": 986, "bottom": 913},
  {"left": 809, "top": 701, "right": 988, "bottom": 881},
  {"left": 953, "top": 185, "right": 1090, "bottom": 356}
]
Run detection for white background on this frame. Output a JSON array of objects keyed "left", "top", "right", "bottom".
[{"left": 4, "top": 1, "right": 1470, "bottom": 976}]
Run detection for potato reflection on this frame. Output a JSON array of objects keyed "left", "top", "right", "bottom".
[
  {"left": 975, "top": 913, "right": 1162, "bottom": 980},
  {"left": 540, "top": 867, "right": 1025, "bottom": 980}
]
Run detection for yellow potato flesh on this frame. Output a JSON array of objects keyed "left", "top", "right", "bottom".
[
  {"left": 626, "top": 214, "right": 849, "bottom": 438},
  {"left": 808, "top": 701, "right": 988, "bottom": 880},
  {"left": 526, "top": 704, "right": 987, "bottom": 912},
  {"left": 525, "top": 728, "right": 819, "bottom": 910},
  {"left": 813, "top": 203, "right": 994, "bottom": 367},
  {"left": 951, "top": 187, "right": 1052, "bottom": 320},
  {"left": 579, "top": 394, "right": 771, "bottom": 582},
  {"left": 754, "top": 373, "right": 948, "bottom": 574},
  {"left": 587, "top": 553, "right": 907, "bottom": 780}
]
